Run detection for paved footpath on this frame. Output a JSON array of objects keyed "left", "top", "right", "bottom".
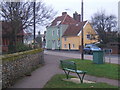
[
  {"left": 11, "top": 54, "right": 70, "bottom": 88},
  {"left": 10, "top": 54, "right": 119, "bottom": 88},
  {"left": 0, "top": 65, "right": 2, "bottom": 90}
]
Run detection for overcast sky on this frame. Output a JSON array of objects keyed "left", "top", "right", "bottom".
[
  {"left": 43, "top": 0, "right": 119, "bottom": 21},
  {"left": 1, "top": 0, "right": 119, "bottom": 34}
]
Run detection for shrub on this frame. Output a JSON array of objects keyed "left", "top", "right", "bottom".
[
  {"left": 8, "top": 44, "right": 16, "bottom": 53},
  {"left": 16, "top": 42, "right": 32, "bottom": 52}
]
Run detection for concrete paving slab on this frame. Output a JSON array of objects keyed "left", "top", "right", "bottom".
[{"left": 63, "top": 78, "right": 95, "bottom": 84}]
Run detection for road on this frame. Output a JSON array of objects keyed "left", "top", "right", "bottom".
[{"left": 44, "top": 50, "right": 119, "bottom": 64}]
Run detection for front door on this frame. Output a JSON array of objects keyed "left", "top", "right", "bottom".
[
  {"left": 68, "top": 43, "right": 71, "bottom": 50},
  {"left": 52, "top": 40, "right": 55, "bottom": 50}
]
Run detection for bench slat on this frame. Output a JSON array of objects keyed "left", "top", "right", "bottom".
[
  {"left": 61, "top": 60, "right": 76, "bottom": 71},
  {"left": 64, "top": 68, "right": 87, "bottom": 74}
]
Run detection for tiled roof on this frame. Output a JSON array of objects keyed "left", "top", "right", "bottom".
[
  {"left": 62, "top": 21, "right": 87, "bottom": 36},
  {"left": 50, "top": 14, "right": 78, "bottom": 26}
]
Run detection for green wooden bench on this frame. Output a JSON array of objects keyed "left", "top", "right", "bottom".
[{"left": 60, "top": 60, "right": 87, "bottom": 83}]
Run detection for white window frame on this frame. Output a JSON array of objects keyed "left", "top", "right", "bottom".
[
  {"left": 57, "top": 29, "right": 60, "bottom": 36},
  {"left": 86, "top": 34, "right": 91, "bottom": 40},
  {"left": 64, "top": 37, "right": 67, "bottom": 41},
  {"left": 57, "top": 40, "right": 60, "bottom": 47},
  {"left": 64, "top": 44, "right": 67, "bottom": 48},
  {"left": 72, "top": 44, "right": 75, "bottom": 48}
]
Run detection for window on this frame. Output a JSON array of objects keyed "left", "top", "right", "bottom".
[
  {"left": 57, "top": 40, "right": 60, "bottom": 47},
  {"left": 72, "top": 44, "right": 75, "bottom": 48},
  {"left": 86, "top": 34, "right": 91, "bottom": 40},
  {"left": 57, "top": 29, "right": 60, "bottom": 36},
  {"left": 64, "top": 37, "right": 67, "bottom": 41},
  {"left": 64, "top": 44, "right": 67, "bottom": 48},
  {"left": 52, "top": 30, "right": 54, "bottom": 36}
]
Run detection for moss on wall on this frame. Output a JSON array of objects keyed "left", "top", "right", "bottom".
[{"left": 2, "top": 48, "right": 43, "bottom": 62}]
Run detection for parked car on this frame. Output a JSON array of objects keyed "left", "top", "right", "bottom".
[{"left": 83, "top": 44, "right": 101, "bottom": 54}]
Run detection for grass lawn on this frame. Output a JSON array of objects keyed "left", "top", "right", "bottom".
[
  {"left": 64, "top": 59, "right": 119, "bottom": 80},
  {"left": 44, "top": 74, "right": 118, "bottom": 88}
]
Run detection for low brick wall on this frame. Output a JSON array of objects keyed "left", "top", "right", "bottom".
[{"left": 2, "top": 49, "right": 44, "bottom": 88}]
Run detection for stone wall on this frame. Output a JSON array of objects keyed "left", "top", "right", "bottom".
[{"left": 2, "top": 50, "right": 44, "bottom": 88}]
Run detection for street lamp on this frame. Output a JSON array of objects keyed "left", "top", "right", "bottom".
[
  {"left": 81, "top": 0, "right": 84, "bottom": 60},
  {"left": 33, "top": 1, "right": 36, "bottom": 49}
]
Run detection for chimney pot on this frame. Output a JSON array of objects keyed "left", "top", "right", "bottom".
[
  {"left": 73, "top": 12, "right": 81, "bottom": 22},
  {"left": 62, "top": 12, "right": 67, "bottom": 16}
]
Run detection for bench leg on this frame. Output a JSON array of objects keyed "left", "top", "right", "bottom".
[
  {"left": 76, "top": 73, "right": 86, "bottom": 83},
  {"left": 63, "top": 70, "right": 70, "bottom": 79}
]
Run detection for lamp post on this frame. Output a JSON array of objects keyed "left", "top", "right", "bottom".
[
  {"left": 33, "top": 1, "right": 36, "bottom": 49},
  {"left": 81, "top": 0, "right": 84, "bottom": 60}
]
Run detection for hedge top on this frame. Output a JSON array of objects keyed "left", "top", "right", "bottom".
[{"left": 1, "top": 48, "right": 43, "bottom": 62}]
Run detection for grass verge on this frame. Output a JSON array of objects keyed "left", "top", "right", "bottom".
[
  {"left": 44, "top": 74, "right": 118, "bottom": 88},
  {"left": 64, "top": 59, "right": 119, "bottom": 80}
]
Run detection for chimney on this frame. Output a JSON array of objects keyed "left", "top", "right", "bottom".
[
  {"left": 62, "top": 12, "right": 67, "bottom": 16},
  {"left": 78, "top": 14, "right": 81, "bottom": 22},
  {"left": 73, "top": 12, "right": 81, "bottom": 22}
]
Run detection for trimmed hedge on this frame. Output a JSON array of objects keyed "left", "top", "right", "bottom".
[{"left": 2, "top": 48, "right": 43, "bottom": 62}]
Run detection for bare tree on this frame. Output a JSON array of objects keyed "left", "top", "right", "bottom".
[
  {"left": 1, "top": 1, "right": 56, "bottom": 30},
  {"left": 1, "top": 1, "right": 57, "bottom": 52},
  {"left": 91, "top": 10, "right": 117, "bottom": 44}
]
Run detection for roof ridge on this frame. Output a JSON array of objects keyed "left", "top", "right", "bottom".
[{"left": 61, "top": 14, "right": 68, "bottom": 24}]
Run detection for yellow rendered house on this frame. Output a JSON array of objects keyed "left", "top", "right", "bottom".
[{"left": 62, "top": 21, "right": 99, "bottom": 50}]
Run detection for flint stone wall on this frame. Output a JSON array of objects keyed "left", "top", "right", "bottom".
[{"left": 2, "top": 51, "right": 44, "bottom": 88}]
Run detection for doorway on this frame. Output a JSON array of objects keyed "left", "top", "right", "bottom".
[
  {"left": 52, "top": 40, "right": 55, "bottom": 50},
  {"left": 68, "top": 43, "right": 71, "bottom": 50}
]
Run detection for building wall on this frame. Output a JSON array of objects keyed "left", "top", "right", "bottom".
[
  {"left": 81, "top": 22, "right": 98, "bottom": 45},
  {"left": 62, "top": 36, "right": 80, "bottom": 50},
  {"left": 118, "top": 1, "right": 120, "bottom": 31},
  {"left": 61, "top": 22, "right": 98, "bottom": 50},
  {"left": 46, "top": 25, "right": 68, "bottom": 50}
]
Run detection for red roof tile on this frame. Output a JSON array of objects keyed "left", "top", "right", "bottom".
[
  {"left": 62, "top": 21, "right": 87, "bottom": 36},
  {"left": 50, "top": 13, "right": 78, "bottom": 26}
]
